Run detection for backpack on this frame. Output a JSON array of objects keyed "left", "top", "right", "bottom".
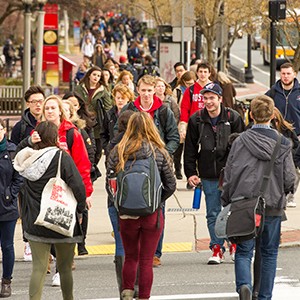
[{"left": 115, "top": 155, "right": 162, "bottom": 217}]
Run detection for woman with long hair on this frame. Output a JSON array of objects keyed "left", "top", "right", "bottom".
[
  {"left": 106, "top": 112, "right": 176, "bottom": 300},
  {"left": 116, "top": 70, "right": 135, "bottom": 93},
  {"left": 14, "top": 121, "right": 86, "bottom": 300},
  {"left": 217, "top": 71, "right": 236, "bottom": 109},
  {"left": 0, "top": 119, "right": 23, "bottom": 297},
  {"left": 75, "top": 66, "right": 112, "bottom": 164}
]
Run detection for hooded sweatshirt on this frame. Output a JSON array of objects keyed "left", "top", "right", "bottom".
[{"left": 221, "top": 128, "right": 295, "bottom": 216}]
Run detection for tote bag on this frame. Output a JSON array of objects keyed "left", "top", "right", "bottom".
[{"left": 34, "top": 151, "right": 77, "bottom": 237}]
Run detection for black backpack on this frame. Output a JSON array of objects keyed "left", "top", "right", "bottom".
[{"left": 115, "top": 155, "right": 162, "bottom": 217}]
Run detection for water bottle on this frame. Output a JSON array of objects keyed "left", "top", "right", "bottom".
[
  {"left": 108, "top": 170, "right": 117, "bottom": 197},
  {"left": 192, "top": 183, "right": 202, "bottom": 209}
]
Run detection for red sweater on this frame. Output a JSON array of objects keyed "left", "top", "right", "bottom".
[{"left": 180, "top": 81, "right": 205, "bottom": 123}]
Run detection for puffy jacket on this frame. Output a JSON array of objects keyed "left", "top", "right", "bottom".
[
  {"left": 0, "top": 141, "right": 23, "bottom": 221},
  {"left": 221, "top": 128, "right": 295, "bottom": 216},
  {"left": 75, "top": 83, "right": 112, "bottom": 138},
  {"left": 106, "top": 142, "right": 176, "bottom": 203},
  {"left": 14, "top": 148, "right": 86, "bottom": 242},
  {"left": 266, "top": 79, "right": 300, "bottom": 134},
  {"left": 184, "top": 105, "right": 245, "bottom": 179}
]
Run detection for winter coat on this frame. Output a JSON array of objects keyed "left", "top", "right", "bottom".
[
  {"left": 184, "top": 105, "right": 245, "bottom": 180},
  {"left": 11, "top": 109, "right": 38, "bottom": 145},
  {"left": 74, "top": 83, "right": 112, "bottom": 139},
  {"left": 16, "top": 120, "right": 93, "bottom": 198},
  {"left": 121, "top": 96, "right": 180, "bottom": 155},
  {"left": 162, "top": 94, "right": 180, "bottom": 124},
  {"left": 14, "top": 147, "right": 86, "bottom": 243},
  {"left": 266, "top": 79, "right": 300, "bottom": 134},
  {"left": 219, "top": 82, "right": 236, "bottom": 109},
  {"left": 106, "top": 142, "right": 176, "bottom": 204},
  {"left": 221, "top": 128, "right": 295, "bottom": 216},
  {"left": 0, "top": 141, "right": 23, "bottom": 221}
]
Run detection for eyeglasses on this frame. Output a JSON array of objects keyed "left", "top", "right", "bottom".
[{"left": 27, "top": 99, "right": 44, "bottom": 104}]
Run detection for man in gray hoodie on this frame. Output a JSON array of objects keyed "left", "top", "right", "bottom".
[{"left": 221, "top": 95, "right": 295, "bottom": 300}]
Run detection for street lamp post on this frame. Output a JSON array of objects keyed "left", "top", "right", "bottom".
[
  {"left": 245, "top": 33, "right": 254, "bottom": 83},
  {"left": 22, "top": 0, "right": 33, "bottom": 104},
  {"left": 34, "top": 0, "right": 47, "bottom": 86}
]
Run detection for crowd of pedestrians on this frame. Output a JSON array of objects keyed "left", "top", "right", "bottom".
[{"left": 1, "top": 8, "right": 300, "bottom": 300}]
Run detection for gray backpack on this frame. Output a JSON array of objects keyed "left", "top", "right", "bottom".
[{"left": 115, "top": 155, "right": 162, "bottom": 216}]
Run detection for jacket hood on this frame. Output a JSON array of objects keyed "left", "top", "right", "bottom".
[
  {"left": 274, "top": 78, "right": 300, "bottom": 93},
  {"left": 14, "top": 147, "right": 58, "bottom": 181},
  {"left": 133, "top": 95, "right": 163, "bottom": 116},
  {"left": 239, "top": 129, "right": 290, "bottom": 161},
  {"left": 22, "top": 108, "right": 37, "bottom": 128}
]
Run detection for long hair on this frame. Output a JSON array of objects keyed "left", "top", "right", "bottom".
[
  {"left": 178, "top": 71, "right": 196, "bottom": 87},
  {"left": 272, "top": 107, "right": 294, "bottom": 133},
  {"left": 79, "top": 66, "right": 106, "bottom": 89},
  {"left": 62, "top": 91, "right": 94, "bottom": 129},
  {"left": 116, "top": 112, "right": 166, "bottom": 172},
  {"left": 42, "top": 95, "right": 68, "bottom": 124},
  {"left": 155, "top": 77, "right": 173, "bottom": 96},
  {"left": 33, "top": 121, "right": 58, "bottom": 150}
]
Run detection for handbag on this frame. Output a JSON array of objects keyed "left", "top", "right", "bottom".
[
  {"left": 215, "top": 134, "right": 282, "bottom": 243},
  {"left": 34, "top": 151, "right": 77, "bottom": 237}
]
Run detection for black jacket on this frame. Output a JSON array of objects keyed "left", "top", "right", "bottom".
[
  {"left": 0, "top": 141, "right": 23, "bottom": 221},
  {"left": 184, "top": 105, "right": 245, "bottom": 179},
  {"left": 11, "top": 109, "right": 38, "bottom": 145}
]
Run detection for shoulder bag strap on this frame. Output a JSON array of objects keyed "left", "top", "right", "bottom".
[
  {"left": 259, "top": 134, "right": 282, "bottom": 195},
  {"left": 56, "top": 151, "right": 62, "bottom": 179}
]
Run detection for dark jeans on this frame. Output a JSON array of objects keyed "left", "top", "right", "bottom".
[
  {"left": 235, "top": 216, "right": 281, "bottom": 299},
  {"left": 173, "top": 143, "right": 183, "bottom": 172},
  {"left": 0, "top": 219, "right": 17, "bottom": 279},
  {"left": 120, "top": 210, "right": 163, "bottom": 299}
]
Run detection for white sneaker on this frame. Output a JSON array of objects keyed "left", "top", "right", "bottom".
[
  {"left": 52, "top": 272, "right": 60, "bottom": 287},
  {"left": 287, "top": 200, "right": 296, "bottom": 208},
  {"left": 23, "top": 242, "right": 32, "bottom": 262}
]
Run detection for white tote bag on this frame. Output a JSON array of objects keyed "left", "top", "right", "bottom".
[{"left": 34, "top": 151, "right": 77, "bottom": 237}]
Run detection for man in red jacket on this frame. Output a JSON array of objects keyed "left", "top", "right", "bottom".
[{"left": 179, "top": 62, "right": 212, "bottom": 143}]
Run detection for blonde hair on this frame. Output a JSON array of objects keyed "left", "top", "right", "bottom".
[
  {"left": 217, "top": 71, "right": 232, "bottom": 84},
  {"left": 155, "top": 77, "right": 173, "bottom": 96},
  {"left": 62, "top": 99, "right": 86, "bottom": 129},
  {"left": 112, "top": 84, "right": 135, "bottom": 102},
  {"left": 250, "top": 95, "right": 274, "bottom": 123},
  {"left": 42, "top": 95, "right": 68, "bottom": 124},
  {"left": 137, "top": 74, "right": 156, "bottom": 87},
  {"left": 116, "top": 70, "right": 133, "bottom": 83},
  {"left": 116, "top": 112, "right": 166, "bottom": 172}
]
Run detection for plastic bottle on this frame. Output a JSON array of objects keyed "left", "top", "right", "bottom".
[
  {"left": 192, "top": 183, "right": 202, "bottom": 209},
  {"left": 108, "top": 170, "right": 117, "bottom": 197}
]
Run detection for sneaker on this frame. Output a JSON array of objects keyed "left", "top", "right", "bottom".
[
  {"left": 153, "top": 256, "right": 161, "bottom": 267},
  {"left": 229, "top": 244, "right": 236, "bottom": 261},
  {"left": 208, "top": 244, "right": 224, "bottom": 265},
  {"left": 175, "top": 170, "right": 183, "bottom": 180},
  {"left": 77, "top": 243, "right": 88, "bottom": 256},
  {"left": 52, "top": 272, "right": 60, "bottom": 287},
  {"left": 287, "top": 200, "right": 296, "bottom": 208},
  {"left": 23, "top": 242, "right": 32, "bottom": 262}
]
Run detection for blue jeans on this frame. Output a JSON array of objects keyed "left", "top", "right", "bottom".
[
  {"left": 108, "top": 206, "right": 125, "bottom": 256},
  {"left": 155, "top": 204, "right": 165, "bottom": 258},
  {"left": 201, "top": 179, "right": 224, "bottom": 250},
  {"left": 0, "top": 220, "right": 17, "bottom": 279},
  {"left": 235, "top": 216, "right": 281, "bottom": 299}
]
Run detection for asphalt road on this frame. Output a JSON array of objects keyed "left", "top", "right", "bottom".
[{"left": 9, "top": 247, "right": 300, "bottom": 300}]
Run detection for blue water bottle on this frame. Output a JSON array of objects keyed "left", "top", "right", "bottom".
[{"left": 192, "top": 183, "right": 202, "bottom": 209}]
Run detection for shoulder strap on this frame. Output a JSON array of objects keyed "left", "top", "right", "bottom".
[
  {"left": 157, "top": 104, "right": 168, "bottom": 130},
  {"left": 189, "top": 84, "right": 195, "bottom": 104},
  {"left": 176, "top": 89, "right": 181, "bottom": 104},
  {"left": 66, "top": 128, "right": 74, "bottom": 152},
  {"left": 196, "top": 110, "right": 205, "bottom": 146},
  {"left": 260, "top": 134, "right": 282, "bottom": 195}
]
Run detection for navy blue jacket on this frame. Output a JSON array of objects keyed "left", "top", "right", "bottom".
[
  {"left": 266, "top": 79, "right": 300, "bottom": 135},
  {"left": 0, "top": 141, "right": 23, "bottom": 221}
]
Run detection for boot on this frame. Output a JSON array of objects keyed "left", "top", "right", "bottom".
[
  {"left": 114, "top": 256, "right": 124, "bottom": 299},
  {"left": 0, "top": 278, "right": 11, "bottom": 298},
  {"left": 239, "top": 285, "right": 252, "bottom": 300},
  {"left": 121, "top": 289, "right": 134, "bottom": 300}
]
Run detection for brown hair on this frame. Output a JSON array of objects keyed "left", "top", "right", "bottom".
[
  {"left": 33, "top": 121, "right": 58, "bottom": 150},
  {"left": 178, "top": 71, "right": 196, "bottom": 87},
  {"left": 116, "top": 112, "right": 166, "bottom": 172},
  {"left": 250, "top": 95, "right": 274, "bottom": 123},
  {"left": 116, "top": 70, "right": 133, "bottom": 83},
  {"left": 79, "top": 66, "right": 106, "bottom": 88},
  {"left": 0, "top": 118, "right": 5, "bottom": 129},
  {"left": 280, "top": 62, "right": 295, "bottom": 72},
  {"left": 155, "top": 77, "right": 173, "bottom": 96},
  {"left": 272, "top": 107, "right": 294, "bottom": 133},
  {"left": 112, "top": 84, "right": 135, "bottom": 102}
]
